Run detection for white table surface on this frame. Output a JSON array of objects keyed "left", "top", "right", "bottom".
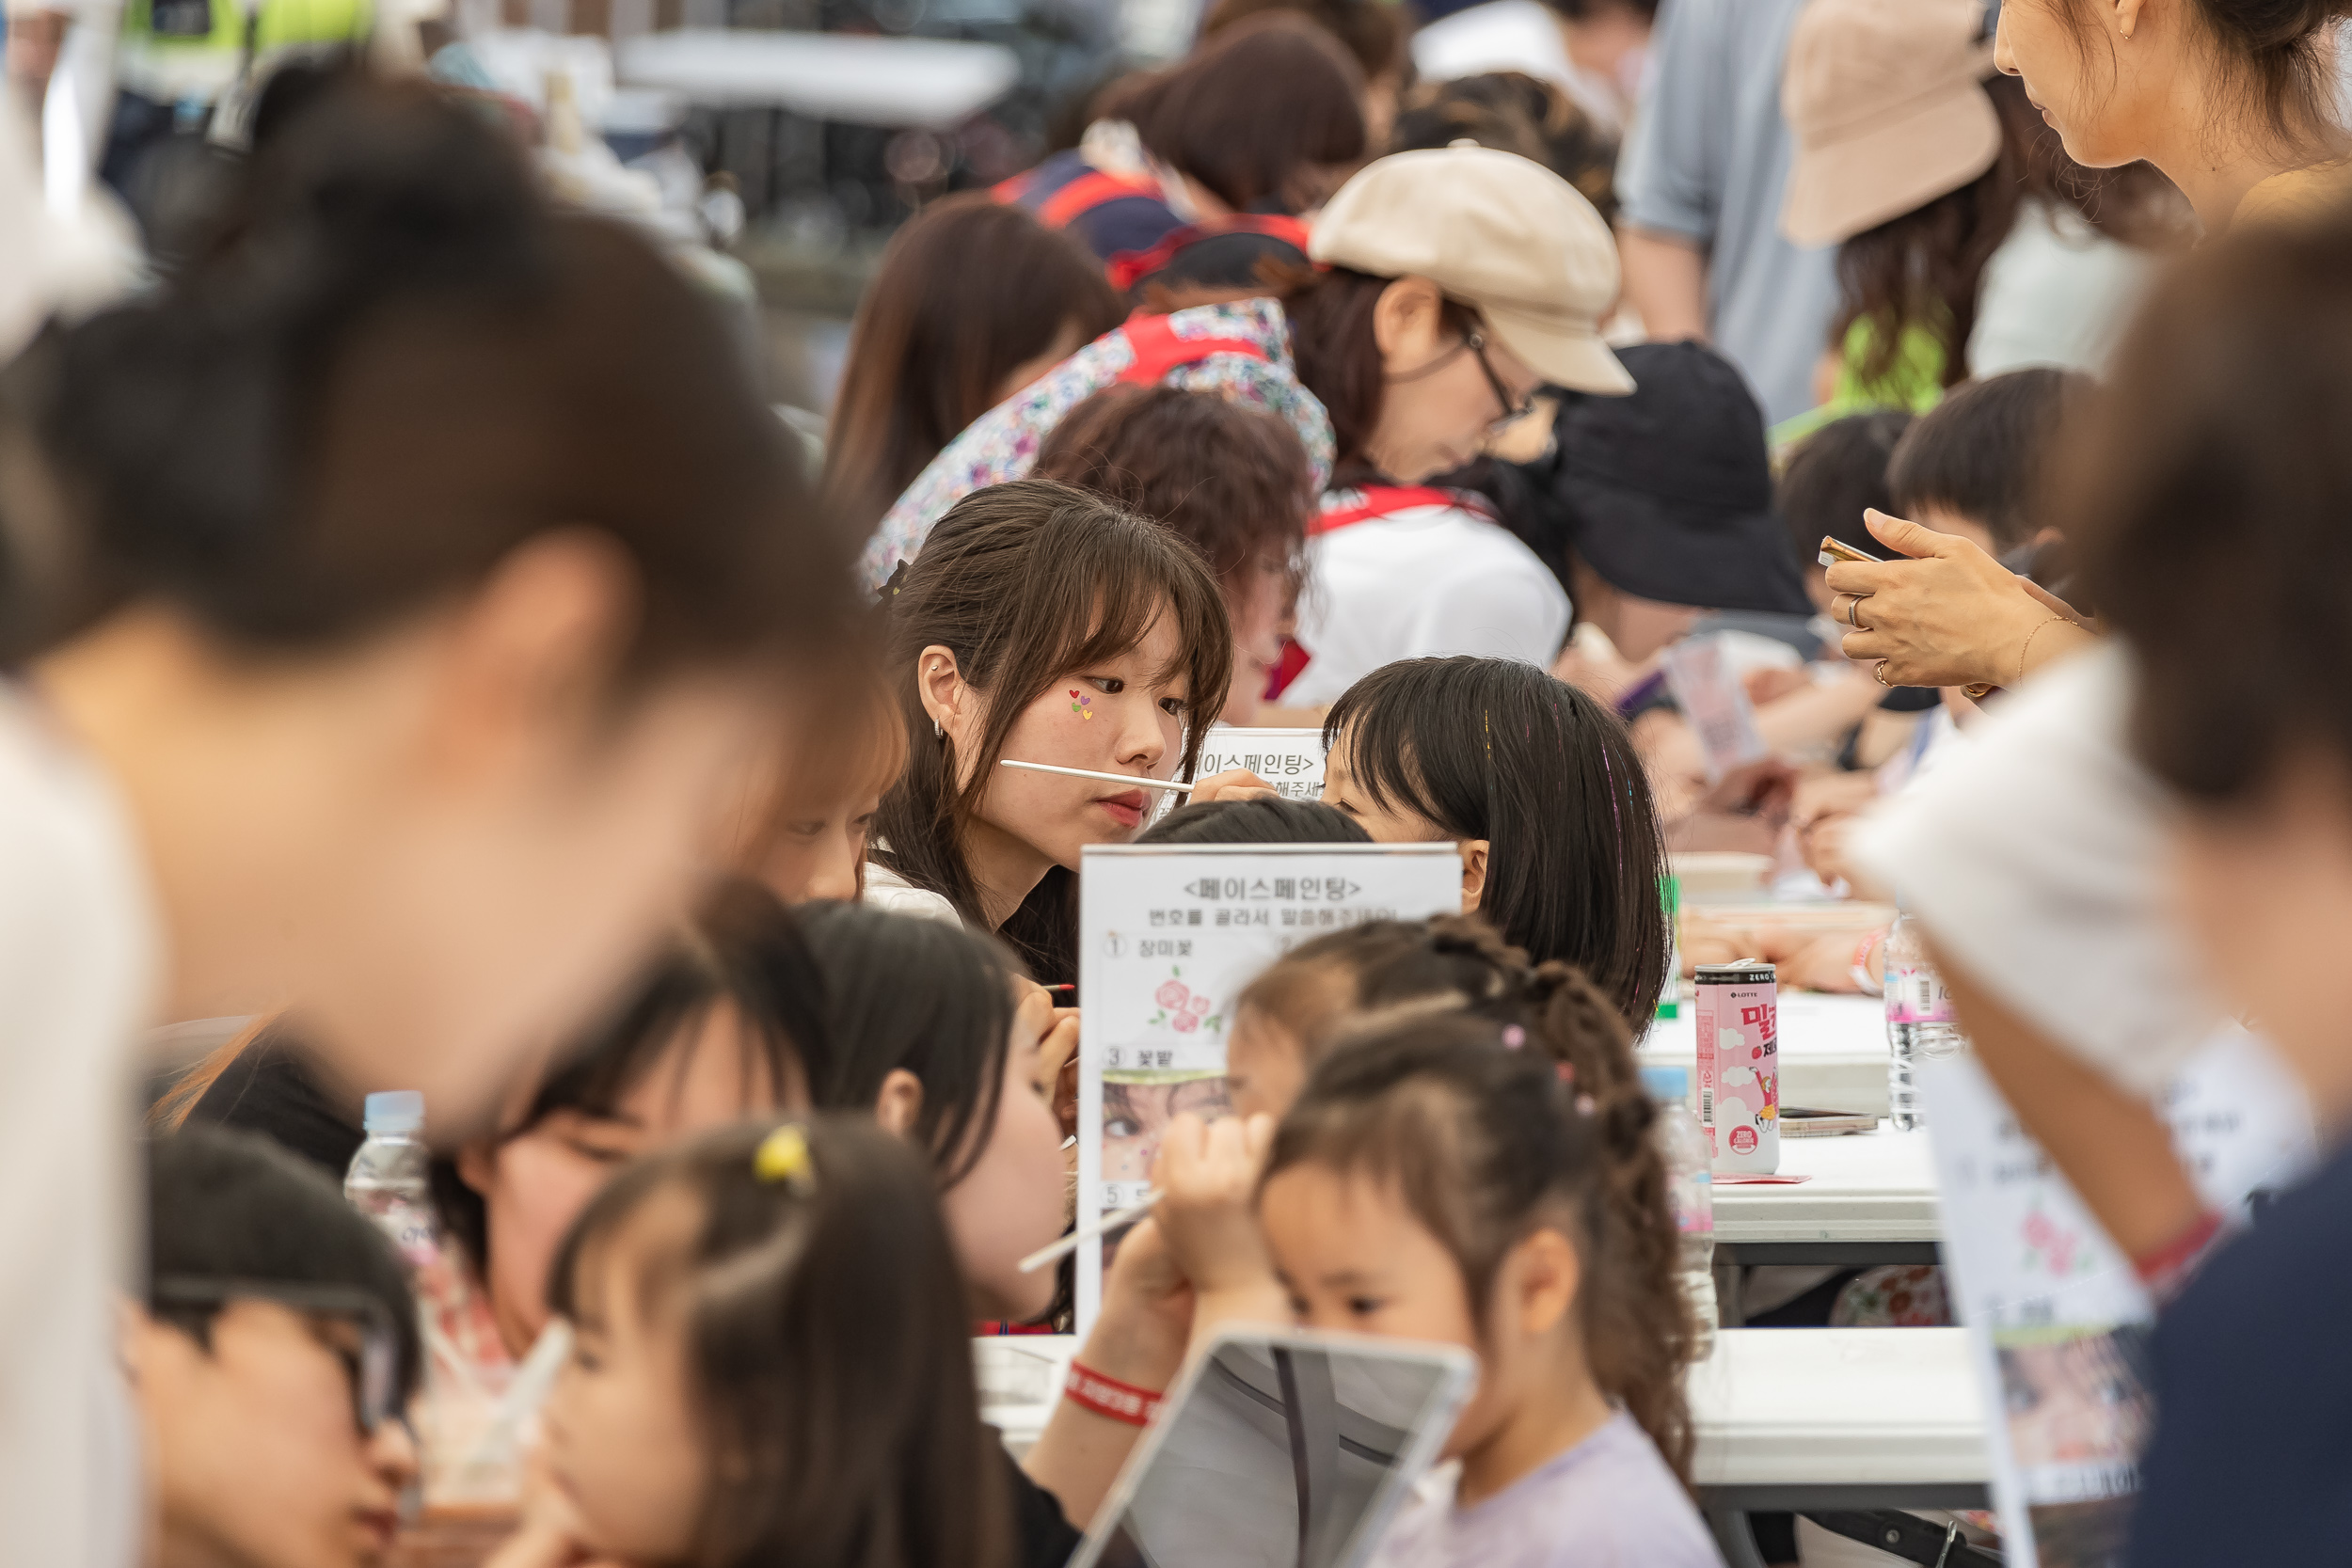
[
  {"left": 1644, "top": 990, "right": 1895, "bottom": 1117},
  {"left": 1712, "top": 1126, "right": 1941, "bottom": 1247},
  {"left": 978, "top": 1326, "right": 1987, "bottom": 1491},
  {"left": 614, "top": 30, "right": 1020, "bottom": 127}
]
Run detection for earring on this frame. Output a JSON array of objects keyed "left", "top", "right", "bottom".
[{"left": 933, "top": 719, "right": 944, "bottom": 739}]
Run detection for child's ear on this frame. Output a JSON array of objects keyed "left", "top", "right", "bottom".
[
  {"left": 872, "top": 1069, "right": 926, "bottom": 1139},
  {"left": 1507, "top": 1227, "right": 1581, "bottom": 1340},
  {"left": 1456, "top": 839, "right": 1490, "bottom": 913}
]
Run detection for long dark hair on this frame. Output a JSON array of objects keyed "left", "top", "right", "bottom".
[
  {"left": 795, "top": 901, "right": 1021, "bottom": 1186},
  {"left": 873, "top": 478, "right": 1233, "bottom": 983},
  {"left": 548, "top": 1116, "right": 1009, "bottom": 1568},
  {"left": 1262, "top": 1000, "right": 1695, "bottom": 1483},
  {"left": 820, "top": 196, "right": 1122, "bottom": 544},
  {"left": 5, "top": 76, "right": 853, "bottom": 679},
  {"left": 1322, "top": 657, "right": 1669, "bottom": 1023},
  {"left": 1831, "top": 78, "right": 2024, "bottom": 391}
]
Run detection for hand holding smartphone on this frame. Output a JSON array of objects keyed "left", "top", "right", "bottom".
[{"left": 1818, "top": 535, "right": 1996, "bottom": 699}]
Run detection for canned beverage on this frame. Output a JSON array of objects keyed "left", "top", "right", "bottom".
[{"left": 1694, "top": 961, "right": 1779, "bottom": 1174}]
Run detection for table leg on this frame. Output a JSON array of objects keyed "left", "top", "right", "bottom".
[
  {"left": 1715, "top": 1259, "right": 1746, "bottom": 1327},
  {"left": 1707, "top": 1508, "right": 1772, "bottom": 1568}
]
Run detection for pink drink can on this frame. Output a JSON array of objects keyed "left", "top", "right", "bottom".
[{"left": 1694, "top": 961, "right": 1779, "bottom": 1174}]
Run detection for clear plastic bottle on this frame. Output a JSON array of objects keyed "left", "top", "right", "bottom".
[
  {"left": 1883, "top": 911, "right": 1967, "bottom": 1131},
  {"left": 1643, "top": 1065, "right": 1718, "bottom": 1359},
  {"left": 345, "top": 1090, "right": 438, "bottom": 1267}
]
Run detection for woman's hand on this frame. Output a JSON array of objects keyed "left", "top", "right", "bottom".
[
  {"left": 1824, "top": 511, "right": 2064, "bottom": 689},
  {"left": 1185, "top": 768, "right": 1281, "bottom": 803}
]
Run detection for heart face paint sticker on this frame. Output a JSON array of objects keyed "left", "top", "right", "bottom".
[{"left": 1069, "top": 688, "right": 1093, "bottom": 721}]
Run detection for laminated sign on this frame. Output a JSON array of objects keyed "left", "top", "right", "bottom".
[
  {"left": 1194, "top": 726, "right": 1328, "bottom": 801},
  {"left": 1074, "top": 842, "right": 1461, "bottom": 1330},
  {"left": 1917, "top": 1027, "right": 2313, "bottom": 1568}
]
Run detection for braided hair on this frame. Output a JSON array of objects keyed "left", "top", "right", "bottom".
[{"left": 1260, "top": 998, "right": 1696, "bottom": 1485}]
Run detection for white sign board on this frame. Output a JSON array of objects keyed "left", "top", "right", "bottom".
[
  {"left": 1074, "top": 842, "right": 1464, "bottom": 1330},
  {"left": 1918, "top": 1027, "right": 2313, "bottom": 1568},
  {"left": 1196, "top": 725, "right": 1328, "bottom": 801}
]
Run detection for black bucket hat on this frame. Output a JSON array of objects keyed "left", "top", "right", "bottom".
[{"left": 1543, "top": 341, "right": 1812, "bottom": 615}]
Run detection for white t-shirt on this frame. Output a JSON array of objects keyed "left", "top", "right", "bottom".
[
  {"left": 1967, "top": 198, "right": 2157, "bottom": 381},
  {"left": 862, "top": 860, "right": 963, "bottom": 927},
  {"left": 1851, "top": 642, "right": 2222, "bottom": 1098},
  {"left": 1286, "top": 499, "right": 1573, "bottom": 708},
  {"left": 0, "top": 686, "right": 161, "bottom": 1568}
]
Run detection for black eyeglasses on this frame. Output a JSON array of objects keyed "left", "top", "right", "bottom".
[
  {"left": 151, "top": 1276, "right": 406, "bottom": 1437},
  {"left": 1466, "top": 330, "right": 1538, "bottom": 434}
]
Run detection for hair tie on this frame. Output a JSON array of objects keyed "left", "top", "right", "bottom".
[
  {"left": 1502, "top": 1024, "right": 1527, "bottom": 1051},
  {"left": 754, "top": 1124, "right": 817, "bottom": 1191},
  {"left": 877, "top": 559, "right": 912, "bottom": 607}
]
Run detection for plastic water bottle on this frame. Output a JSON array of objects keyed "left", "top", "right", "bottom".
[
  {"left": 1883, "top": 911, "right": 1967, "bottom": 1131},
  {"left": 1643, "top": 1065, "right": 1718, "bottom": 1359},
  {"left": 345, "top": 1090, "right": 438, "bottom": 1268}
]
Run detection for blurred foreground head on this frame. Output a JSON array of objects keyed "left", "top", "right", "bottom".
[{"left": 0, "top": 76, "right": 861, "bottom": 1132}]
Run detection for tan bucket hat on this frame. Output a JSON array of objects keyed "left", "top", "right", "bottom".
[
  {"left": 1778, "top": 0, "right": 2001, "bottom": 248},
  {"left": 1309, "top": 146, "right": 1634, "bottom": 395}
]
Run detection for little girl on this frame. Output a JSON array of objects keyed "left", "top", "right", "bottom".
[
  {"left": 872, "top": 477, "right": 1233, "bottom": 982},
  {"left": 489, "top": 1117, "right": 1009, "bottom": 1568},
  {"left": 1248, "top": 992, "right": 1718, "bottom": 1567}
]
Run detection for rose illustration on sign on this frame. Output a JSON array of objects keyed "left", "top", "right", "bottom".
[{"left": 1146, "top": 968, "right": 1221, "bottom": 1036}]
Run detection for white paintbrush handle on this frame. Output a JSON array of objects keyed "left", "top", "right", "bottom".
[
  {"left": 1017, "top": 1192, "right": 1162, "bottom": 1273},
  {"left": 998, "top": 759, "right": 1196, "bottom": 794}
]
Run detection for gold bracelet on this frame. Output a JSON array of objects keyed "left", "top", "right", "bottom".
[{"left": 2016, "top": 616, "right": 2071, "bottom": 687}]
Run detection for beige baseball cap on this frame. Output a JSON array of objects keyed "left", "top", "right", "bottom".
[
  {"left": 1309, "top": 146, "right": 1633, "bottom": 395},
  {"left": 1778, "top": 0, "right": 2000, "bottom": 248}
]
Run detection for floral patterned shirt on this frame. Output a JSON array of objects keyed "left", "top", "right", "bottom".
[{"left": 858, "top": 297, "right": 1335, "bottom": 588}]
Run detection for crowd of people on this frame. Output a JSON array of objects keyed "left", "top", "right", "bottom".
[{"left": 5, "top": 0, "right": 2352, "bottom": 1563}]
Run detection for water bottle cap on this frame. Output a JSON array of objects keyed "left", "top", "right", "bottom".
[
  {"left": 362, "top": 1090, "right": 424, "bottom": 1133},
  {"left": 1641, "top": 1065, "right": 1690, "bottom": 1102}
]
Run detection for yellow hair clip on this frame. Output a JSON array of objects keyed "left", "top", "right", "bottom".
[{"left": 754, "top": 1124, "right": 815, "bottom": 1190}]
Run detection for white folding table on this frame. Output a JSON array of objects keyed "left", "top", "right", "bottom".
[{"left": 1713, "top": 1125, "right": 1943, "bottom": 1273}]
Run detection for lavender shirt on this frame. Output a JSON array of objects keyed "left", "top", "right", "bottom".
[{"left": 1369, "top": 1412, "right": 1724, "bottom": 1568}]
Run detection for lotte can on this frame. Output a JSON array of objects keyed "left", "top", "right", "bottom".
[{"left": 1694, "top": 961, "right": 1778, "bottom": 1175}]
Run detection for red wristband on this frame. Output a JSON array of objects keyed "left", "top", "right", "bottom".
[
  {"left": 1063, "top": 1361, "right": 1165, "bottom": 1426},
  {"left": 2133, "top": 1209, "right": 2226, "bottom": 1305}
]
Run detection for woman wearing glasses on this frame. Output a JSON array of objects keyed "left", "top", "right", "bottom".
[{"left": 856, "top": 149, "right": 1626, "bottom": 715}]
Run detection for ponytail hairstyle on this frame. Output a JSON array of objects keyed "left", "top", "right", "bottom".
[
  {"left": 548, "top": 1116, "right": 1009, "bottom": 1568},
  {"left": 873, "top": 477, "right": 1232, "bottom": 982},
  {"left": 1261, "top": 1000, "right": 1695, "bottom": 1484},
  {"left": 2, "top": 76, "right": 855, "bottom": 680},
  {"left": 1322, "top": 657, "right": 1669, "bottom": 1023}
]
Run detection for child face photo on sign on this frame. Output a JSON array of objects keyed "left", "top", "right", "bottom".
[{"left": 1103, "top": 1075, "right": 1232, "bottom": 1186}]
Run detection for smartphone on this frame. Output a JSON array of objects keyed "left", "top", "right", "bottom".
[{"left": 1818, "top": 535, "right": 1884, "bottom": 568}]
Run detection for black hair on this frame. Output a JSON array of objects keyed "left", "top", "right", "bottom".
[
  {"left": 1778, "top": 409, "right": 1913, "bottom": 568},
  {"left": 1262, "top": 1000, "right": 1693, "bottom": 1482},
  {"left": 1322, "top": 657, "right": 1669, "bottom": 1022},
  {"left": 149, "top": 1124, "right": 422, "bottom": 1404},
  {"left": 793, "top": 901, "right": 1023, "bottom": 1187},
  {"left": 1887, "top": 368, "right": 2095, "bottom": 554},
  {"left": 433, "top": 879, "right": 829, "bottom": 1276},
  {"left": 548, "top": 1117, "right": 1009, "bottom": 1568},
  {"left": 1136, "top": 797, "right": 1372, "bottom": 846},
  {"left": 3, "top": 75, "right": 855, "bottom": 679}
]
